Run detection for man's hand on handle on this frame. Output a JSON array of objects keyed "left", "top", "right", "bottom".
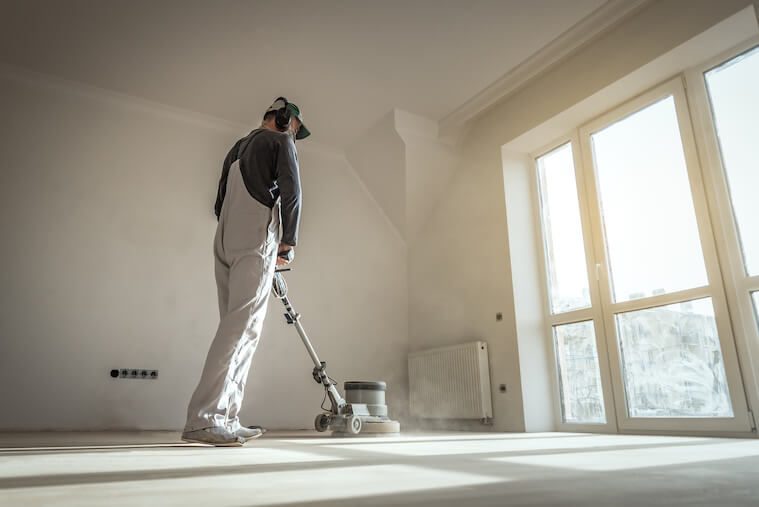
[{"left": 277, "top": 244, "right": 294, "bottom": 266}]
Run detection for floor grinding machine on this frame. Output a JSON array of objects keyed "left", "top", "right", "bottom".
[{"left": 272, "top": 266, "right": 400, "bottom": 436}]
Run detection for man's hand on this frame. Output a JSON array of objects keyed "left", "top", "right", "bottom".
[{"left": 277, "top": 244, "right": 294, "bottom": 266}]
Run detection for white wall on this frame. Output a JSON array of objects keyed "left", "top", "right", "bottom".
[
  {"left": 345, "top": 109, "right": 460, "bottom": 243},
  {"left": 501, "top": 150, "right": 556, "bottom": 432},
  {"left": 408, "top": 131, "right": 527, "bottom": 432},
  {"left": 345, "top": 112, "right": 406, "bottom": 239},
  {"left": 397, "top": 112, "right": 459, "bottom": 241},
  {"left": 0, "top": 67, "right": 408, "bottom": 431}
]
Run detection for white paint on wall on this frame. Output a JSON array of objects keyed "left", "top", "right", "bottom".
[
  {"left": 345, "top": 109, "right": 460, "bottom": 244},
  {"left": 345, "top": 113, "right": 407, "bottom": 240},
  {"left": 0, "top": 67, "right": 408, "bottom": 431},
  {"left": 396, "top": 111, "right": 460, "bottom": 242},
  {"left": 501, "top": 150, "right": 556, "bottom": 432},
  {"left": 407, "top": 132, "right": 527, "bottom": 432}
]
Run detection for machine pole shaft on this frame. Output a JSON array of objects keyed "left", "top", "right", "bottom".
[
  {"left": 278, "top": 289, "right": 346, "bottom": 412},
  {"left": 283, "top": 296, "right": 322, "bottom": 368}
]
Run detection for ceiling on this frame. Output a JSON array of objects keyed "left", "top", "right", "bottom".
[{"left": 0, "top": 0, "right": 606, "bottom": 148}]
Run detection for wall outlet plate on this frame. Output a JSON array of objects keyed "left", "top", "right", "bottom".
[{"left": 112, "top": 368, "right": 159, "bottom": 379}]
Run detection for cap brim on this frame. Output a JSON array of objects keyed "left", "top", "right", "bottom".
[{"left": 295, "top": 123, "right": 310, "bottom": 140}]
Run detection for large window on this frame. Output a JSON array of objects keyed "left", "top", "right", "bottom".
[
  {"left": 705, "top": 46, "right": 759, "bottom": 277},
  {"left": 590, "top": 96, "right": 708, "bottom": 303},
  {"left": 697, "top": 44, "right": 759, "bottom": 430},
  {"left": 553, "top": 321, "right": 605, "bottom": 423},
  {"left": 536, "top": 143, "right": 607, "bottom": 426},
  {"left": 536, "top": 143, "right": 591, "bottom": 313},
  {"left": 534, "top": 75, "right": 754, "bottom": 434},
  {"left": 616, "top": 298, "right": 731, "bottom": 418}
]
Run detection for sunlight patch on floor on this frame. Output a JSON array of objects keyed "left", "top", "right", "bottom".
[
  {"left": 317, "top": 434, "right": 708, "bottom": 457},
  {"left": 275, "top": 431, "right": 584, "bottom": 445},
  {"left": 489, "top": 440, "right": 759, "bottom": 471}
]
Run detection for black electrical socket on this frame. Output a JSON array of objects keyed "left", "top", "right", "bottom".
[{"left": 113, "top": 368, "right": 159, "bottom": 379}]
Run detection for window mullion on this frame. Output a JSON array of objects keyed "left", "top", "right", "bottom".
[{"left": 547, "top": 308, "right": 596, "bottom": 327}]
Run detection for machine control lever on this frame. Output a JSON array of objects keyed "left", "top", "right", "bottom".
[{"left": 313, "top": 361, "right": 327, "bottom": 384}]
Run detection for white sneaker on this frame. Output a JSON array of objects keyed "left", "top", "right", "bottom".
[
  {"left": 181, "top": 427, "right": 246, "bottom": 447},
  {"left": 233, "top": 426, "right": 264, "bottom": 441}
]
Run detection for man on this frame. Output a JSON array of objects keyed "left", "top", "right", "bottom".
[{"left": 182, "top": 97, "right": 310, "bottom": 446}]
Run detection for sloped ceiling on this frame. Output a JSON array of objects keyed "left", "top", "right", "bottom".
[{"left": 0, "top": 0, "right": 606, "bottom": 149}]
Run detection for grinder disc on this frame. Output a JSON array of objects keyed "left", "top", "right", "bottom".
[
  {"left": 360, "top": 420, "right": 400, "bottom": 434},
  {"left": 331, "top": 419, "right": 401, "bottom": 437}
]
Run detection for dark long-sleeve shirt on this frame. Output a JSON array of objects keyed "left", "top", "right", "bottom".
[{"left": 214, "top": 129, "right": 302, "bottom": 246}]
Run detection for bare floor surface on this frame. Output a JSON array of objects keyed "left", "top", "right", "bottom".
[{"left": 1, "top": 431, "right": 758, "bottom": 506}]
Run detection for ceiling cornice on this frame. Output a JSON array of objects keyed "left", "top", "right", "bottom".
[{"left": 439, "top": 0, "right": 653, "bottom": 138}]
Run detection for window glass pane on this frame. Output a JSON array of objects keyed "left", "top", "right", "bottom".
[
  {"left": 616, "top": 298, "right": 732, "bottom": 418},
  {"left": 590, "top": 96, "right": 708, "bottom": 302},
  {"left": 537, "top": 143, "right": 591, "bottom": 313},
  {"left": 752, "top": 291, "right": 759, "bottom": 326},
  {"left": 553, "top": 321, "right": 606, "bottom": 423},
  {"left": 705, "top": 46, "right": 759, "bottom": 276}
]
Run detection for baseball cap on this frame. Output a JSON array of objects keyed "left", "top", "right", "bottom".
[{"left": 267, "top": 97, "right": 311, "bottom": 140}]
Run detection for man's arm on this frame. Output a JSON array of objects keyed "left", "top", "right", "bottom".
[{"left": 275, "top": 136, "right": 302, "bottom": 247}]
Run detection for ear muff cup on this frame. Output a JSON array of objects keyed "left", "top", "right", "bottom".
[{"left": 274, "top": 97, "right": 291, "bottom": 131}]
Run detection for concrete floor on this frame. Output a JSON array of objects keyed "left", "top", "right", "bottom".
[{"left": 1, "top": 431, "right": 758, "bottom": 506}]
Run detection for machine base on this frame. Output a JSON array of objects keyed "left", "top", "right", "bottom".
[
  {"left": 314, "top": 381, "right": 400, "bottom": 437},
  {"left": 330, "top": 417, "right": 401, "bottom": 437}
]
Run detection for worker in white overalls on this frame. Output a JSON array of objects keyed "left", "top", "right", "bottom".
[{"left": 182, "top": 97, "right": 309, "bottom": 446}]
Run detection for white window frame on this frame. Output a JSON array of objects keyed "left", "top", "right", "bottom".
[
  {"left": 531, "top": 133, "right": 617, "bottom": 434},
  {"left": 533, "top": 73, "right": 757, "bottom": 435},
  {"left": 579, "top": 76, "right": 752, "bottom": 434},
  {"left": 684, "top": 36, "right": 759, "bottom": 427}
]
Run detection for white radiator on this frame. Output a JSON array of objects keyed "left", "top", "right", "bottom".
[{"left": 408, "top": 341, "right": 493, "bottom": 420}]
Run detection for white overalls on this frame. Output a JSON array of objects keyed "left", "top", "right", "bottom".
[{"left": 184, "top": 159, "right": 280, "bottom": 433}]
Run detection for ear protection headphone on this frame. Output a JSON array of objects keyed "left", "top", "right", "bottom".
[{"left": 273, "top": 96, "right": 292, "bottom": 131}]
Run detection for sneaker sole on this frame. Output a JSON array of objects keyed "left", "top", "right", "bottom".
[
  {"left": 241, "top": 432, "right": 263, "bottom": 441},
  {"left": 181, "top": 437, "right": 244, "bottom": 447}
]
